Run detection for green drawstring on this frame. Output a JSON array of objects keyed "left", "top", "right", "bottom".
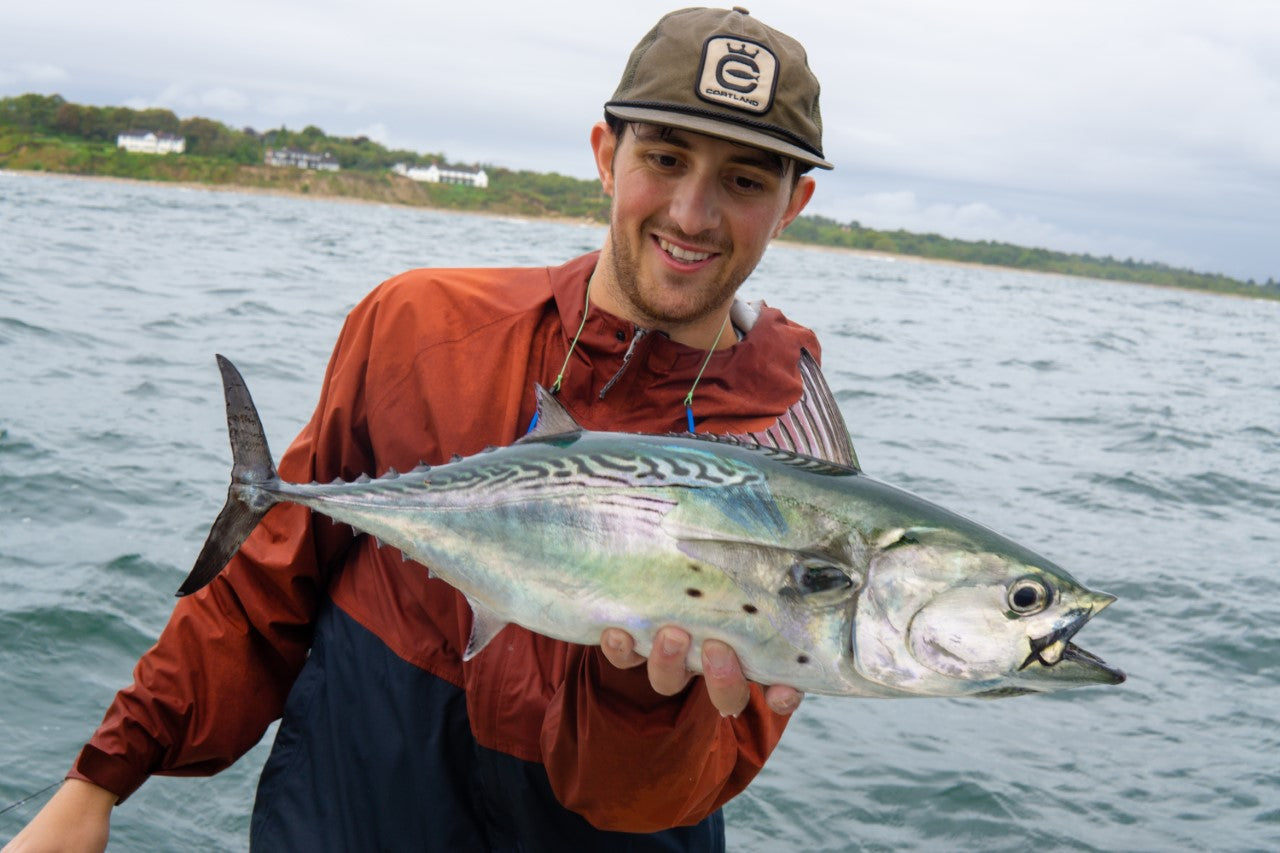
[
  {"left": 551, "top": 279, "right": 593, "bottom": 395},
  {"left": 682, "top": 310, "right": 731, "bottom": 434},
  {"left": 527, "top": 281, "right": 593, "bottom": 433},
  {"left": 529, "top": 285, "right": 732, "bottom": 435}
]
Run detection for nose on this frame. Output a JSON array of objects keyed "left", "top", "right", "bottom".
[{"left": 667, "top": 172, "right": 722, "bottom": 236}]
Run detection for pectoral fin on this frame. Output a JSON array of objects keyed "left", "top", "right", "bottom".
[
  {"left": 677, "top": 539, "right": 863, "bottom": 601},
  {"left": 676, "top": 538, "right": 862, "bottom": 655}
]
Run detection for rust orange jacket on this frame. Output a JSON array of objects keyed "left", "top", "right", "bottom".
[{"left": 70, "top": 251, "right": 822, "bottom": 834}]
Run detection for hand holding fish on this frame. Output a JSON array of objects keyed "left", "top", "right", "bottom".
[{"left": 600, "top": 626, "right": 804, "bottom": 717}]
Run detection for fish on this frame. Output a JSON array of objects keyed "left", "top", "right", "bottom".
[{"left": 178, "top": 353, "right": 1124, "bottom": 698}]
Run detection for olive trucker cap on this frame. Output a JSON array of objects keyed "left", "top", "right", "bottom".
[{"left": 605, "top": 6, "right": 832, "bottom": 170}]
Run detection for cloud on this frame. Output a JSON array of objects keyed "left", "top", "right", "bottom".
[
  {"left": 121, "top": 84, "right": 251, "bottom": 119},
  {"left": 0, "top": 0, "right": 1274, "bottom": 279},
  {"left": 822, "top": 188, "right": 1193, "bottom": 268},
  {"left": 0, "top": 62, "right": 69, "bottom": 86},
  {"left": 833, "top": 190, "right": 1074, "bottom": 245},
  {"left": 818, "top": 0, "right": 1280, "bottom": 201},
  {"left": 197, "top": 87, "right": 252, "bottom": 115},
  {"left": 351, "top": 123, "right": 389, "bottom": 145}
]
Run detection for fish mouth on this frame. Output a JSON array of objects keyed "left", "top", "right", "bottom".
[
  {"left": 1020, "top": 621, "right": 1082, "bottom": 669},
  {"left": 1019, "top": 606, "right": 1126, "bottom": 684},
  {"left": 1059, "top": 642, "right": 1125, "bottom": 683}
]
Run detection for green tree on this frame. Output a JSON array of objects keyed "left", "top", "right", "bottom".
[
  {"left": 52, "top": 102, "right": 84, "bottom": 135},
  {"left": 0, "top": 93, "right": 65, "bottom": 131}
]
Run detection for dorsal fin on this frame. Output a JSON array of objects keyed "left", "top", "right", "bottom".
[
  {"left": 518, "top": 384, "right": 583, "bottom": 441},
  {"left": 733, "top": 348, "right": 860, "bottom": 470}
]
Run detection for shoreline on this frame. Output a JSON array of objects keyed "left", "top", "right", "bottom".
[
  {"left": 0, "top": 167, "right": 602, "bottom": 228},
  {"left": 5, "top": 168, "right": 1270, "bottom": 300},
  {"left": 0, "top": 167, "right": 987, "bottom": 269}
]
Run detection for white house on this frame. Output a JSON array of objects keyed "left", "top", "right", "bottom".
[
  {"left": 264, "top": 148, "right": 340, "bottom": 171},
  {"left": 393, "top": 162, "right": 488, "bottom": 189},
  {"left": 117, "top": 131, "right": 186, "bottom": 155}
]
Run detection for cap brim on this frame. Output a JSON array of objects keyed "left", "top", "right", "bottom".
[{"left": 605, "top": 104, "right": 834, "bottom": 170}]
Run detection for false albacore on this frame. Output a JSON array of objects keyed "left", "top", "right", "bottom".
[{"left": 178, "top": 353, "right": 1123, "bottom": 698}]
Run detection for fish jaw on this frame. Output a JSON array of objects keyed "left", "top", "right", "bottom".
[
  {"left": 1015, "top": 591, "right": 1125, "bottom": 687},
  {"left": 853, "top": 543, "right": 1124, "bottom": 696}
]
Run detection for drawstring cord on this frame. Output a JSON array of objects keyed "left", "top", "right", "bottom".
[
  {"left": 551, "top": 279, "right": 593, "bottom": 395},
  {"left": 682, "top": 310, "right": 731, "bottom": 433},
  {"left": 528, "top": 282, "right": 733, "bottom": 435},
  {"left": 527, "top": 280, "right": 593, "bottom": 433}
]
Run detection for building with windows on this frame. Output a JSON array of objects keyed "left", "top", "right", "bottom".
[
  {"left": 264, "top": 148, "right": 340, "bottom": 171},
  {"left": 117, "top": 131, "right": 186, "bottom": 155},
  {"left": 392, "top": 162, "right": 488, "bottom": 189}
]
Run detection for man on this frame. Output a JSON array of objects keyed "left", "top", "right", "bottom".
[{"left": 6, "top": 7, "right": 833, "bottom": 851}]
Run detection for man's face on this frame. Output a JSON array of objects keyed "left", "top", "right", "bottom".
[{"left": 589, "top": 122, "right": 814, "bottom": 347}]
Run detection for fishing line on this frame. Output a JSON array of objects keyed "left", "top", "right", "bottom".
[{"left": 0, "top": 780, "right": 61, "bottom": 816}]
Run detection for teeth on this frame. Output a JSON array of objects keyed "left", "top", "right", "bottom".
[
  {"left": 659, "top": 238, "right": 712, "bottom": 263},
  {"left": 1039, "top": 639, "right": 1067, "bottom": 665}
]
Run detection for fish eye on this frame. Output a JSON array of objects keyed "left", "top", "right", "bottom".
[{"left": 1007, "top": 577, "right": 1052, "bottom": 615}]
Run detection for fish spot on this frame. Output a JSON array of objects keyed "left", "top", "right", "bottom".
[
  {"left": 688, "top": 563, "right": 702, "bottom": 572},
  {"left": 686, "top": 588, "right": 703, "bottom": 598},
  {"left": 796, "top": 654, "right": 810, "bottom": 665},
  {"left": 742, "top": 604, "right": 758, "bottom": 614}
]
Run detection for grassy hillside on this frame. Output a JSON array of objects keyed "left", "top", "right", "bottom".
[
  {"left": 0, "top": 126, "right": 610, "bottom": 220},
  {"left": 3, "top": 93, "right": 1275, "bottom": 300}
]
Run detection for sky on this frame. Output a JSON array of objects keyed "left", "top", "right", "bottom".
[{"left": 3, "top": 0, "right": 1277, "bottom": 282}]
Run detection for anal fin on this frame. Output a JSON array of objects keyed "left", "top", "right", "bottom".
[{"left": 462, "top": 597, "right": 511, "bottom": 660}]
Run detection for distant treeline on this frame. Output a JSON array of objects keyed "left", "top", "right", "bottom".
[
  {"left": 0, "top": 93, "right": 610, "bottom": 220},
  {"left": 3, "top": 93, "right": 1275, "bottom": 299},
  {"left": 783, "top": 216, "right": 1278, "bottom": 298}
]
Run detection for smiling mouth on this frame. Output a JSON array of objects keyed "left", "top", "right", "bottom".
[{"left": 657, "top": 236, "right": 715, "bottom": 263}]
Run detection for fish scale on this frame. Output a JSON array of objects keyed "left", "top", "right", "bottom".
[
  {"left": 321, "top": 445, "right": 765, "bottom": 512},
  {"left": 180, "top": 352, "right": 1124, "bottom": 698}
]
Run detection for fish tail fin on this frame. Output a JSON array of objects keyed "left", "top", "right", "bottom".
[{"left": 176, "top": 355, "right": 280, "bottom": 596}]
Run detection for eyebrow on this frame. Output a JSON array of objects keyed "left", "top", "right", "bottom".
[{"left": 632, "top": 124, "right": 789, "bottom": 178}]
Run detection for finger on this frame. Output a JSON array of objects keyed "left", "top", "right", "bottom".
[
  {"left": 599, "top": 628, "right": 646, "bottom": 669},
  {"left": 648, "top": 626, "right": 695, "bottom": 696},
  {"left": 701, "top": 639, "right": 751, "bottom": 717},
  {"left": 764, "top": 684, "right": 804, "bottom": 716}
]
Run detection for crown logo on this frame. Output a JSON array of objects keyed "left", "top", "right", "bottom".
[{"left": 698, "top": 36, "right": 776, "bottom": 114}]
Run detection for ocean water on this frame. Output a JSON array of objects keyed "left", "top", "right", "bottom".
[{"left": 1, "top": 170, "right": 1277, "bottom": 851}]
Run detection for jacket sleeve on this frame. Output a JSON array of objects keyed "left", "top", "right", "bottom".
[
  {"left": 67, "top": 299, "right": 383, "bottom": 802},
  {"left": 540, "top": 645, "right": 790, "bottom": 833}
]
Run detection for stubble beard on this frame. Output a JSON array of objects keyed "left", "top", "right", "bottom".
[{"left": 606, "top": 218, "right": 747, "bottom": 329}]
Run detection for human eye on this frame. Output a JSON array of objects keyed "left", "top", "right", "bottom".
[
  {"left": 727, "top": 171, "right": 771, "bottom": 195},
  {"left": 646, "top": 150, "right": 683, "bottom": 171}
]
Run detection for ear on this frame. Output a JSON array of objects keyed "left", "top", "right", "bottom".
[
  {"left": 772, "top": 175, "right": 816, "bottom": 239},
  {"left": 590, "top": 121, "right": 618, "bottom": 197}
]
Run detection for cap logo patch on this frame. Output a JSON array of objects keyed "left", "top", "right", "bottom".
[{"left": 697, "top": 37, "right": 778, "bottom": 115}]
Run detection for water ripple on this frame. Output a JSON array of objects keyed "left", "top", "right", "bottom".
[{"left": 4, "top": 172, "right": 1279, "bottom": 852}]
